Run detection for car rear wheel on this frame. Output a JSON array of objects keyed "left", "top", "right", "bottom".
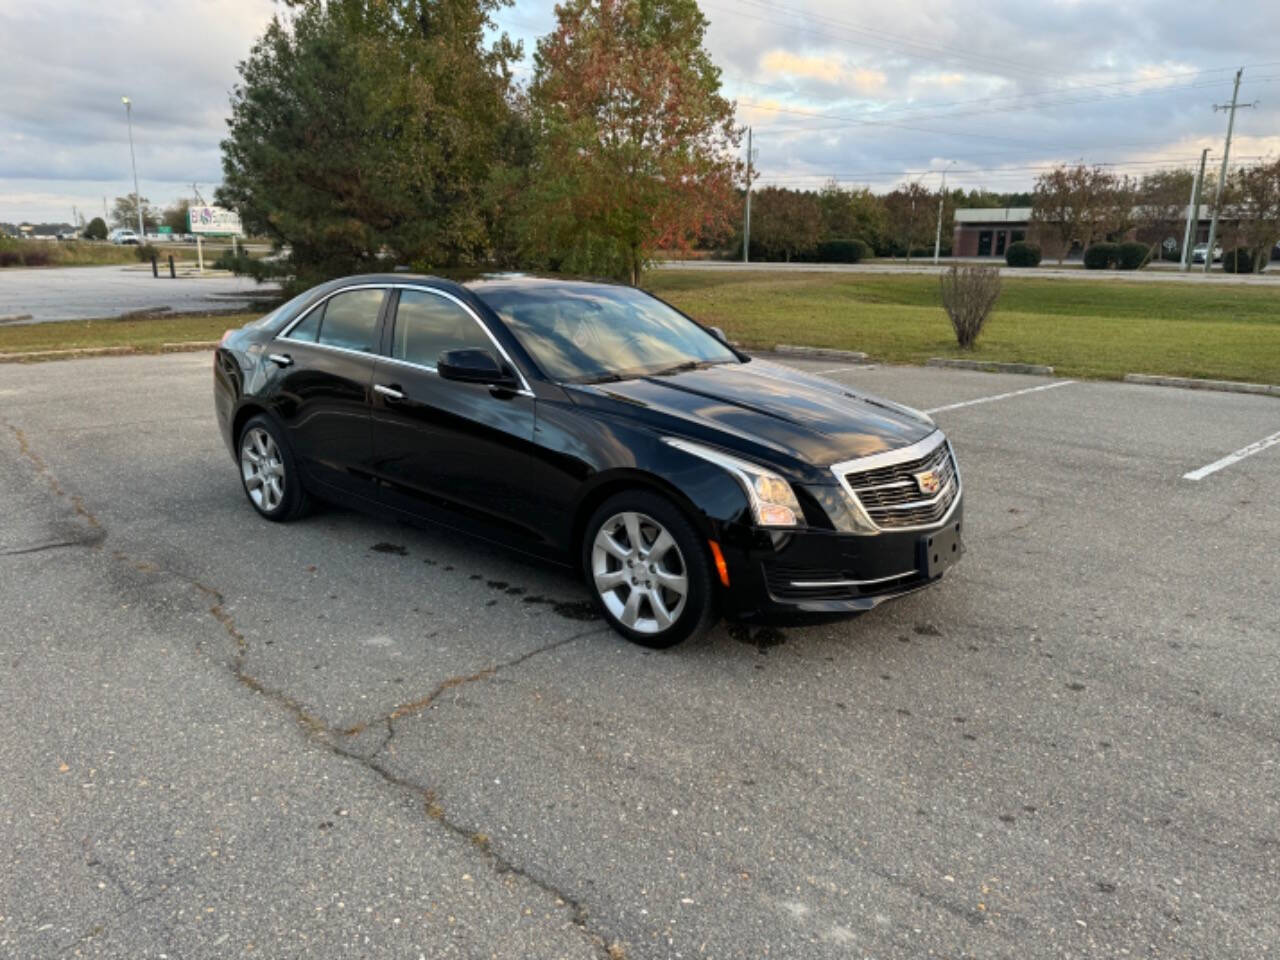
[
  {"left": 238, "top": 415, "right": 310, "bottom": 522},
  {"left": 583, "top": 491, "right": 717, "bottom": 648}
]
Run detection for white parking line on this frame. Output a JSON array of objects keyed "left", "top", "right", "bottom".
[
  {"left": 1183, "top": 430, "right": 1280, "bottom": 481},
  {"left": 924, "top": 379, "right": 1076, "bottom": 414}
]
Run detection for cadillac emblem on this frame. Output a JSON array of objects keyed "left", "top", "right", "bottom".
[{"left": 914, "top": 469, "right": 941, "bottom": 495}]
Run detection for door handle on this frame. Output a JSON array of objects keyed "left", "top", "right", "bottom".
[
  {"left": 373, "top": 383, "right": 405, "bottom": 401},
  {"left": 267, "top": 353, "right": 293, "bottom": 367}
]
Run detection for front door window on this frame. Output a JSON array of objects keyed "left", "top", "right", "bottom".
[{"left": 978, "top": 231, "right": 993, "bottom": 256}]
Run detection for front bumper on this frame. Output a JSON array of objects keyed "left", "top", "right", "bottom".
[{"left": 716, "top": 501, "right": 963, "bottom": 617}]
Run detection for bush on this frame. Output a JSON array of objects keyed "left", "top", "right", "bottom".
[
  {"left": 814, "top": 238, "right": 869, "bottom": 263},
  {"left": 1004, "top": 241, "right": 1041, "bottom": 267},
  {"left": 1083, "top": 243, "right": 1119, "bottom": 269},
  {"left": 134, "top": 243, "right": 160, "bottom": 263},
  {"left": 940, "top": 265, "right": 1001, "bottom": 349},
  {"left": 83, "top": 217, "right": 108, "bottom": 241},
  {"left": 1160, "top": 243, "right": 1181, "bottom": 262},
  {"left": 1222, "top": 247, "right": 1255, "bottom": 273},
  {"left": 1115, "top": 241, "right": 1152, "bottom": 271},
  {"left": 21, "top": 248, "right": 52, "bottom": 267},
  {"left": 0, "top": 248, "right": 23, "bottom": 267}
]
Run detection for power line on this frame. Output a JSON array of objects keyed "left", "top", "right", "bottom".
[{"left": 704, "top": 0, "right": 1045, "bottom": 79}]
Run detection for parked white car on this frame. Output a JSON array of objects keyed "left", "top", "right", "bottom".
[
  {"left": 109, "top": 228, "right": 141, "bottom": 245},
  {"left": 1190, "top": 243, "right": 1222, "bottom": 264}
]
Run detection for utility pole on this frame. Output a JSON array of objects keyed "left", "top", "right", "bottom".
[
  {"left": 1181, "top": 148, "right": 1209, "bottom": 272},
  {"left": 933, "top": 160, "right": 957, "bottom": 264},
  {"left": 742, "top": 127, "right": 753, "bottom": 264},
  {"left": 1204, "top": 69, "right": 1253, "bottom": 273},
  {"left": 122, "top": 96, "right": 144, "bottom": 239}
]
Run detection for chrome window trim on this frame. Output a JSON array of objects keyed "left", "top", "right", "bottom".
[
  {"left": 275, "top": 282, "right": 534, "bottom": 397},
  {"left": 831, "top": 430, "right": 963, "bottom": 533},
  {"left": 790, "top": 570, "right": 916, "bottom": 589}
]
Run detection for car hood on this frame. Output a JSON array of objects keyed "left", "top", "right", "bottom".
[{"left": 571, "top": 359, "right": 935, "bottom": 473}]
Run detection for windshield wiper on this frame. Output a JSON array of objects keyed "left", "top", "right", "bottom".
[{"left": 648, "top": 360, "right": 702, "bottom": 377}]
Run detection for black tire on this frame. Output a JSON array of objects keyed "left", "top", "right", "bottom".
[
  {"left": 581, "top": 490, "right": 718, "bottom": 648},
  {"left": 236, "top": 414, "right": 311, "bottom": 522}
]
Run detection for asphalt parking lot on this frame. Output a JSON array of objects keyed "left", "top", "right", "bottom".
[
  {"left": 0, "top": 265, "right": 279, "bottom": 323},
  {"left": 2, "top": 351, "right": 1277, "bottom": 958}
]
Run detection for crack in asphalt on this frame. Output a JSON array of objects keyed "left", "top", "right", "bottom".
[
  {"left": 4, "top": 420, "right": 103, "bottom": 535},
  {"left": 7, "top": 419, "right": 627, "bottom": 959}
]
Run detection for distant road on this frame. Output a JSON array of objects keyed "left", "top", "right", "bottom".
[
  {"left": 655, "top": 258, "right": 1280, "bottom": 283},
  {"left": 0, "top": 265, "right": 280, "bottom": 324}
]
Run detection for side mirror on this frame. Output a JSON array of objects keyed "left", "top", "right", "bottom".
[
  {"left": 709, "top": 325, "right": 728, "bottom": 343},
  {"left": 437, "top": 348, "right": 519, "bottom": 390}
]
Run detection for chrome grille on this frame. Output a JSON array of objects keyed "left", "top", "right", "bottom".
[{"left": 838, "top": 435, "right": 960, "bottom": 530}]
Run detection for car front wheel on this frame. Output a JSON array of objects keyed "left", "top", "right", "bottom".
[{"left": 582, "top": 490, "right": 717, "bottom": 648}]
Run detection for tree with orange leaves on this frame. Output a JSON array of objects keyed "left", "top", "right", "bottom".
[{"left": 522, "top": 0, "right": 742, "bottom": 284}]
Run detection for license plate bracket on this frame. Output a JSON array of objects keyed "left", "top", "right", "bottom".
[{"left": 919, "top": 522, "right": 963, "bottom": 579}]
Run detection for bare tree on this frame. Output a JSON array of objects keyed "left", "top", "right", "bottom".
[
  {"left": 1230, "top": 159, "right": 1280, "bottom": 271},
  {"left": 882, "top": 181, "right": 935, "bottom": 262},
  {"left": 1133, "top": 168, "right": 1195, "bottom": 260},
  {"left": 1030, "top": 164, "right": 1120, "bottom": 264},
  {"left": 940, "top": 265, "right": 1001, "bottom": 348}
]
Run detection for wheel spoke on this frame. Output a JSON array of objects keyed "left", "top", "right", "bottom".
[
  {"left": 244, "top": 472, "right": 264, "bottom": 489},
  {"left": 597, "top": 530, "right": 631, "bottom": 561},
  {"left": 648, "top": 589, "right": 675, "bottom": 630},
  {"left": 623, "top": 513, "right": 643, "bottom": 554},
  {"left": 645, "top": 529, "right": 674, "bottom": 562},
  {"left": 653, "top": 568, "right": 687, "bottom": 597},
  {"left": 619, "top": 588, "right": 643, "bottom": 627},
  {"left": 593, "top": 568, "right": 627, "bottom": 593}
]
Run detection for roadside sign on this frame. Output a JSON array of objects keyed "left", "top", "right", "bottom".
[
  {"left": 188, "top": 205, "right": 243, "bottom": 237},
  {"left": 157, "top": 225, "right": 172, "bottom": 234}
]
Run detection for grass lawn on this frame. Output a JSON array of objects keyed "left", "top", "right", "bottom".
[
  {"left": 0, "top": 312, "right": 255, "bottom": 357},
  {"left": 3, "top": 270, "right": 1278, "bottom": 384},
  {"left": 645, "top": 270, "right": 1280, "bottom": 384}
]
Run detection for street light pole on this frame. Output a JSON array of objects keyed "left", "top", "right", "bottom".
[
  {"left": 933, "top": 160, "right": 957, "bottom": 264},
  {"left": 122, "top": 97, "right": 144, "bottom": 239}
]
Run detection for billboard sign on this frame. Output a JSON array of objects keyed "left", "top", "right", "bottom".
[{"left": 188, "top": 205, "right": 243, "bottom": 236}]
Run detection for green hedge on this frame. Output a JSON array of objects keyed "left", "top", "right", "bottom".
[
  {"left": 1222, "top": 247, "right": 1255, "bottom": 273},
  {"left": 1115, "top": 241, "right": 1152, "bottom": 271},
  {"left": 1005, "top": 241, "right": 1041, "bottom": 267},
  {"left": 814, "top": 238, "right": 870, "bottom": 263},
  {"left": 1083, "top": 243, "right": 1119, "bottom": 269}
]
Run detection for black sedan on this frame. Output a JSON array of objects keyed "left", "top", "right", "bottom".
[{"left": 214, "top": 273, "right": 963, "bottom": 646}]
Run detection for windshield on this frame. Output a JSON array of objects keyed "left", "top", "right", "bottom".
[{"left": 476, "top": 283, "right": 739, "bottom": 383}]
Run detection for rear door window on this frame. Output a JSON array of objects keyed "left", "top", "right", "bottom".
[{"left": 286, "top": 288, "right": 385, "bottom": 352}]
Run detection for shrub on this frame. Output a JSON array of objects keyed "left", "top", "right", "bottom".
[
  {"left": 1160, "top": 243, "right": 1181, "bottom": 262},
  {"left": 940, "top": 265, "right": 1001, "bottom": 349},
  {"left": 83, "top": 217, "right": 108, "bottom": 241},
  {"left": 1005, "top": 241, "right": 1041, "bottom": 267},
  {"left": 0, "top": 248, "right": 22, "bottom": 267},
  {"left": 1115, "top": 241, "right": 1152, "bottom": 271},
  {"left": 1222, "top": 247, "right": 1255, "bottom": 273},
  {"left": 814, "top": 238, "right": 869, "bottom": 263},
  {"left": 1083, "top": 242, "right": 1119, "bottom": 269},
  {"left": 134, "top": 243, "right": 160, "bottom": 263},
  {"left": 21, "top": 248, "right": 52, "bottom": 267}
]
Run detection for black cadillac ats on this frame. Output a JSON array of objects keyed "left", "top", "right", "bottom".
[{"left": 213, "top": 274, "right": 963, "bottom": 647}]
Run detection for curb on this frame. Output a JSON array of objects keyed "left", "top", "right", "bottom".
[
  {"left": 1123, "top": 373, "right": 1280, "bottom": 397},
  {"left": 774, "top": 344, "right": 869, "bottom": 362},
  {"left": 0, "top": 341, "right": 219, "bottom": 364},
  {"left": 927, "top": 357, "right": 1055, "bottom": 376}
]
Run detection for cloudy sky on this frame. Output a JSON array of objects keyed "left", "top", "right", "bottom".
[{"left": 4, "top": 0, "right": 1280, "bottom": 224}]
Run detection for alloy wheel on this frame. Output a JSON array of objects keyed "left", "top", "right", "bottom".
[
  {"left": 591, "top": 511, "right": 689, "bottom": 635},
  {"left": 240, "top": 426, "right": 286, "bottom": 513}
]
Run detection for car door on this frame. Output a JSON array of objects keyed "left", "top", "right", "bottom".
[
  {"left": 267, "top": 285, "right": 387, "bottom": 499},
  {"left": 369, "top": 287, "right": 539, "bottom": 544}
]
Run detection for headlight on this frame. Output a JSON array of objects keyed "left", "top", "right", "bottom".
[{"left": 663, "top": 438, "right": 804, "bottom": 527}]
